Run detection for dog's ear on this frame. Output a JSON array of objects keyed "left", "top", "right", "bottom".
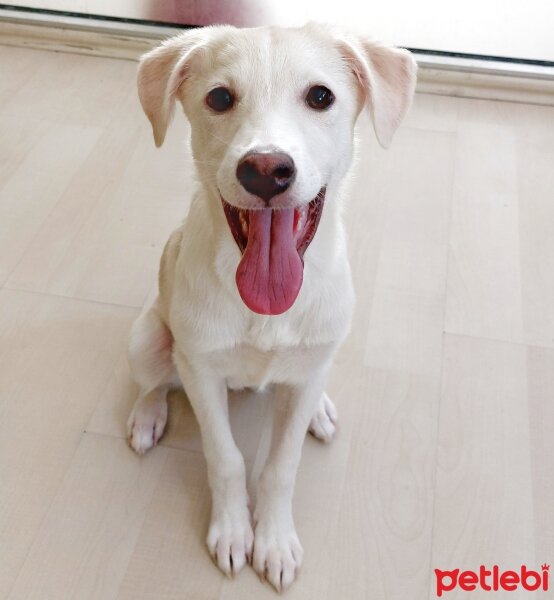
[
  {"left": 137, "top": 29, "right": 211, "bottom": 147},
  {"left": 338, "top": 37, "right": 417, "bottom": 148}
]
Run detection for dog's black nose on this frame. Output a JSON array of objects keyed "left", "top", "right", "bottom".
[{"left": 236, "top": 151, "right": 296, "bottom": 203}]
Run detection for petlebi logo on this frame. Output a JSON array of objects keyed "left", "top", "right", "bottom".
[{"left": 435, "top": 564, "right": 550, "bottom": 596}]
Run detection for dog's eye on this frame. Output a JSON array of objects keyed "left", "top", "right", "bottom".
[
  {"left": 206, "top": 87, "right": 235, "bottom": 112},
  {"left": 306, "top": 85, "right": 334, "bottom": 110}
]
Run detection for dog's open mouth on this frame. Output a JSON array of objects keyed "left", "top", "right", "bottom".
[{"left": 222, "top": 188, "right": 325, "bottom": 315}]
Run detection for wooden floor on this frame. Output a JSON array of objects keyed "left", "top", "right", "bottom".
[{"left": 0, "top": 45, "right": 553, "bottom": 600}]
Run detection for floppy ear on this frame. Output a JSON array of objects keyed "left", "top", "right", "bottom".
[
  {"left": 137, "top": 30, "right": 209, "bottom": 147},
  {"left": 338, "top": 37, "right": 417, "bottom": 148}
]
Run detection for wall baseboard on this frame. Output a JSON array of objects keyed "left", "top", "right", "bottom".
[
  {"left": 1, "top": 9, "right": 553, "bottom": 106},
  {"left": 0, "top": 14, "right": 162, "bottom": 60},
  {"left": 417, "top": 67, "right": 554, "bottom": 106}
]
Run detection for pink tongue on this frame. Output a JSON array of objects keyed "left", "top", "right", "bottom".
[{"left": 235, "top": 208, "right": 303, "bottom": 315}]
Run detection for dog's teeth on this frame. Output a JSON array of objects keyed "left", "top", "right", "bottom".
[
  {"left": 295, "top": 209, "right": 307, "bottom": 234},
  {"left": 239, "top": 211, "right": 248, "bottom": 236}
]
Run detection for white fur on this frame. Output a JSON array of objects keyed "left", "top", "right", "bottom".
[{"left": 129, "top": 23, "right": 416, "bottom": 591}]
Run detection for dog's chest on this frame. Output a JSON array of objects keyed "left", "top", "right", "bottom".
[
  {"left": 217, "top": 341, "right": 332, "bottom": 390},
  {"left": 223, "top": 345, "right": 278, "bottom": 390}
]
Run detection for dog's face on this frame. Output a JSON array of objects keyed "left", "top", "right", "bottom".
[
  {"left": 138, "top": 24, "right": 416, "bottom": 315},
  {"left": 181, "top": 27, "right": 358, "bottom": 214}
]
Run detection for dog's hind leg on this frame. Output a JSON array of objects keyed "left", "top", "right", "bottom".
[
  {"left": 126, "top": 300, "right": 178, "bottom": 455},
  {"left": 308, "top": 392, "right": 337, "bottom": 443}
]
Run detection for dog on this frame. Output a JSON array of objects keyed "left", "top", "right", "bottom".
[{"left": 126, "top": 22, "right": 416, "bottom": 591}]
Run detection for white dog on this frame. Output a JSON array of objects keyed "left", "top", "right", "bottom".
[{"left": 127, "top": 22, "right": 416, "bottom": 591}]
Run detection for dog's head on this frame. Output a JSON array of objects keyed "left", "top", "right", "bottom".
[{"left": 138, "top": 23, "right": 416, "bottom": 315}]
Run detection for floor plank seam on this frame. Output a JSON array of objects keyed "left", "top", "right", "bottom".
[
  {"left": 4, "top": 427, "right": 89, "bottom": 600},
  {"left": 82, "top": 427, "right": 206, "bottom": 456},
  {"left": 1, "top": 284, "right": 145, "bottom": 310},
  {"left": 443, "top": 329, "right": 554, "bottom": 351},
  {"left": 425, "top": 124, "right": 458, "bottom": 600},
  {"left": 426, "top": 344, "right": 450, "bottom": 600}
]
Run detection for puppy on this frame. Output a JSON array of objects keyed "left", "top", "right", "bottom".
[{"left": 127, "top": 22, "right": 416, "bottom": 591}]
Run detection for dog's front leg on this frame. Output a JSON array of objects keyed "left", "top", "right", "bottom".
[
  {"left": 174, "top": 349, "right": 252, "bottom": 576},
  {"left": 253, "top": 368, "right": 329, "bottom": 591}
]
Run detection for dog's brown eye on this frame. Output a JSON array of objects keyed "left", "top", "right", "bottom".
[
  {"left": 306, "top": 85, "right": 334, "bottom": 110},
  {"left": 206, "top": 87, "right": 234, "bottom": 112}
]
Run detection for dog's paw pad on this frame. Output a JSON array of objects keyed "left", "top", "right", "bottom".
[
  {"left": 252, "top": 521, "right": 303, "bottom": 591},
  {"left": 126, "top": 393, "right": 167, "bottom": 455},
  {"left": 308, "top": 392, "right": 337, "bottom": 443},
  {"left": 207, "top": 510, "right": 253, "bottom": 576}
]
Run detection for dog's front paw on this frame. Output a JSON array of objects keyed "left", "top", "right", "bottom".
[
  {"left": 126, "top": 390, "right": 168, "bottom": 455},
  {"left": 308, "top": 392, "right": 337, "bottom": 442},
  {"left": 207, "top": 506, "right": 253, "bottom": 577},
  {"left": 252, "top": 514, "right": 304, "bottom": 591}
]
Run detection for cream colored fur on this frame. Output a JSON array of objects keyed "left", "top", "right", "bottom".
[{"left": 127, "top": 22, "right": 416, "bottom": 591}]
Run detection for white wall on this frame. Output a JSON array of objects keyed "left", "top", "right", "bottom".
[
  {"left": 268, "top": 0, "right": 554, "bottom": 61},
  {"left": 6, "top": 0, "right": 554, "bottom": 61}
]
